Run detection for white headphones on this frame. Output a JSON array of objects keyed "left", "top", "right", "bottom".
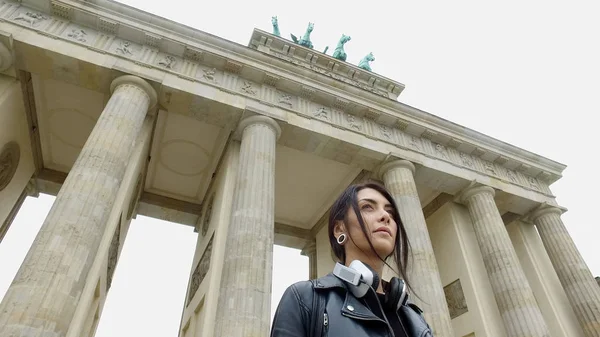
[{"left": 333, "top": 260, "right": 409, "bottom": 311}]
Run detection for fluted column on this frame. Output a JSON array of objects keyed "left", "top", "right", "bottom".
[
  {"left": 531, "top": 206, "right": 600, "bottom": 337},
  {"left": 214, "top": 115, "right": 281, "bottom": 337},
  {"left": 460, "top": 185, "right": 550, "bottom": 337},
  {"left": 379, "top": 160, "right": 454, "bottom": 337},
  {"left": 0, "top": 75, "right": 156, "bottom": 337}
]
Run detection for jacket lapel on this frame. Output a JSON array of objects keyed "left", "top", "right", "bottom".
[{"left": 314, "top": 273, "right": 384, "bottom": 322}]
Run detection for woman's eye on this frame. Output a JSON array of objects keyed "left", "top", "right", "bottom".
[{"left": 361, "top": 204, "right": 374, "bottom": 210}]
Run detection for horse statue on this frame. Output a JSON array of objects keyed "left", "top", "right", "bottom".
[
  {"left": 271, "top": 16, "right": 281, "bottom": 37},
  {"left": 332, "top": 34, "right": 351, "bottom": 61},
  {"left": 291, "top": 22, "right": 314, "bottom": 49},
  {"left": 358, "top": 52, "right": 375, "bottom": 71}
]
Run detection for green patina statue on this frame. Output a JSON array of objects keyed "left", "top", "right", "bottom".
[
  {"left": 332, "top": 34, "right": 351, "bottom": 61},
  {"left": 291, "top": 22, "right": 314, "bottom": 49},
  {"left": 271, "top": 16, "right": 280, "bottom": 37},
  {"left": 358, "top": 52, "right": 375, "bottom": 71}
]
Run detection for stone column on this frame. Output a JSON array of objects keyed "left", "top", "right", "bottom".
[
  {"left": 379, "top": 160, "right": 454, "bottom": 337},
  {"left": 214, "top": 115, "right": 281, "bottom": 337},
  {"left": 0, "top": 75, "right": 157, "bottom": 337},
  {"left": 459, "top": 185, "right": 550, "bottom": 337},
  {"left": 301, "top": 239, "right": 317, "bottom": 279},
  {"left": 531, "top": 206, "right": 600, "bottom": 337}
]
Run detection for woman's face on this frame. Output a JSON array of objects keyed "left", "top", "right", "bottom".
[{"left": 336, "top": 188, "right": 398, "bottom": 261}]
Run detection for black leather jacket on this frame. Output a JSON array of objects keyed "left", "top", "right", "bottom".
[{"left": 271, "top": 273, "right": 433, "bottom": 337}]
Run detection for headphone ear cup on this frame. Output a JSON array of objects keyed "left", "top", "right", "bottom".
[
  {"left": 384, "top": 277, "right": 401, "bottom": 310},
  {"left": 371, "top": 270, "right": 380, "bottom": 292},
  {"left": 385, "top": 277, "right": 408, "bottom": 311}
]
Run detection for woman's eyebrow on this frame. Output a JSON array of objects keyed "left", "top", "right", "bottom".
[{"left": 358, "top": 198, "right": 392, "bottom": 208}]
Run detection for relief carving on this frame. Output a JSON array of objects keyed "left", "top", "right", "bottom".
[
  {"left": 506, "top": 169, "right": 518, "bottom": 183},
  {"left": 484, "top": 161, "right": 496, "bottom": 175},
  {"left": 201, "top": 68, "right": 217, "bottom": 82},
  {"left": 0, "top": 142, "right": 20, "bottom": 192},
  {"left": 240, "top": 80, "right": 257, "bottom": 95},
  {"left": 409, "top": 136, "right": 422, "bottom": 151},
  {"left": 379, "top": 125, "right": 391, "bottom": 140},
  {"left": 269, "top": 51, "right": 389, "bottom": 98},
  {"left": 434, "top": 143, "right": 449, "bottom": 160},
  {"left": 158, "top": 55, "right": 177, "bottom": 69},
  {"left": 278, "top": 93, "right": 293, "bottom": 107},
  {"left": 313, "top": 106, "right": 329, "bottom": 120},
  {"left": 14, "top": 11, "right": 47, "bottom": 27},
  {"left": 444, "top": 279, "right": 468, "bottom": 319},
  {"left": 528, "top": 176, "right": 541, "bottom": 190},
  {"left": 67, "top": 29, "right": 87, "bottom": 43},
  {"left": 187, "top": 234, "right": 214, "bottom": 305},
  {"left": 460, "top": 152, "right": 474, "bottom": 168},
  {"left": 116, "top": 41, "right": 134, "bottom": 56},
  {"left": 346, "top": 113, "right": 362, "bottom": 131}
]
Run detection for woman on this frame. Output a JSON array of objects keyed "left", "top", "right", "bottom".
[{"left": 271, "top": 182, "right": 433, "bottom": 337}]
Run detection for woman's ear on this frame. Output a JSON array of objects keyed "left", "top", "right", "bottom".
[{"left": 333, "top": 220, "right": 346, "bottom": 238}]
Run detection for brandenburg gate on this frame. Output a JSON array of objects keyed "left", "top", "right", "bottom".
[{"left": 0, "top": 0, "right": 599, "bottom": 336}]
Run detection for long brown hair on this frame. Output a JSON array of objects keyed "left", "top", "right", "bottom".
[{"left": 328, "top": 182, "right": 414, "bottom": 294}]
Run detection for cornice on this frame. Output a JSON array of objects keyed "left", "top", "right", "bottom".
[{"left": 1, "top": 0, "right": 564, "bottom": 198}]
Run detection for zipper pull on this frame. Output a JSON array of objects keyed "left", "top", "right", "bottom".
[{"left": 323, "top": 313, "right": 328, "bottom": 326}]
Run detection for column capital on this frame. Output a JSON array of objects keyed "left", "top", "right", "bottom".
[
  {"left": 458, "top": 185, "right": 495, "bottom": 204},
  {"left": 530, "top": 205, "right": 563, "bottom": 223},
  {"left": 301, "top": 239, "right": 317, "bottom": 257},
  {"left": 378, "top": 159, "right": 415, "bottom": 178},
  {"left": 0, "top": 41, "right": 12, "bottom": 72},
  {"left": 110, "top": 75, "right": 157, "bottom": 109},
  {"left": 237, "top": 115, "right": 282, "bottom": 140}
]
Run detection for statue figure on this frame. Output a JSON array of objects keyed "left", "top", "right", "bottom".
[
  {"left": 271, "top": 16, "right": 281, "bottom": 37},
  {"left": 332, "top": 34, "right": 351, "bottom": 61},
  {"left": 291, "top": 22, "right": 314, "bottom": 49},
  {"left": 358, "top": 52, "right": 375, "bottom": 72}
]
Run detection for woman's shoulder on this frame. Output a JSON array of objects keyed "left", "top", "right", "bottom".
[{"left": 281, "top": 274, "right": 342, "bottom": 307}]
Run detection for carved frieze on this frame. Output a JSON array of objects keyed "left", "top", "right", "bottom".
[
  {"left": 434, "top": 143, "right": 450, "bottom": 160},
  {"left": 12, "top": 10, "right": 48, "bottom": 28},
  {"left": 277, "top": 93, "right": 293, "bottom": 108},
  {"left": 313, "top": 106, "right": 329, "bottom": 120},
  {"left": 240, "top": 80, "right": 257, "bottom": 96},
  {"left": 460, "top": 152, "right": 474, "bottom": 168},
  {"left": 65, "top": 27, "right": 89, "bottom": 43},
  {"left": 0, "top": 141, "right": 20, "bottom": 192},
  {"left": 409, "top": 135, "right": 422, "bottom": 151},
  {"left": 4, "top": 3, "right": 554, "bottom": 195},
  {"left": 113, "top": 39, "right": 137, "bottom": 57},
  {"left": 444, "top": 279, "right": 468, "bottom": 319},
  {"left": 200, "top": 67, "right": 218, "bottom": 83},
  {"left": 346, "top": 113, "right": 362, "bottom": 131},
  {"left": 378, "top": 124, "right": 392, "bottom": 140},
  {"left": 187, "top": 234, "right": 214, "bottom": 305},
  {"left": 157, "top": 54, "right": 177, "bottom": 70}
]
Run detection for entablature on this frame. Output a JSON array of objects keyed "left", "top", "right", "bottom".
[{"left": 2, "top": 0, "right": 565, "bottom": 202}]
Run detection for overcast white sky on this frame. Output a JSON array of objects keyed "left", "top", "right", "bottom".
[{"left": 1, "top": 0, "right": 599, "bottom": 336}]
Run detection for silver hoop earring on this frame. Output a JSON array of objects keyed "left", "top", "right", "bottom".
[{"left": 337, "top": 233, "right": 347, "bottom": 245}]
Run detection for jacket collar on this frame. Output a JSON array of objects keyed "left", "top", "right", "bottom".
[{"left": 314, "top": 273, "right": 387, "bottom": 322}]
